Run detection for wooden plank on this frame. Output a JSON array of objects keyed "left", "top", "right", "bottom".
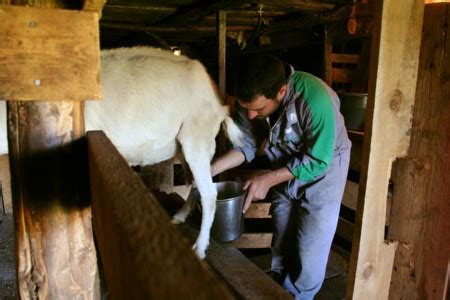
[
  {"left": 0, "top": 5, "right": 100, "bottom": 101},
  {"left": 232, "top": 233, "right": 273, "bottom": 249},
  {"left": 346, "top": 1, "right": 425, "bottom": 299},
  {"left": 331, "top": 53, "right": 360, "bottom": 64},
  {"left": 332, "top": 68, "right": 354, "bottom": 83},
  {"left": 87, "top": 131, "right": 235, "bottom": 299},
  {"left": 342, "top": 180, "right": 359, "bottom": 211},
  {"left": 245, "top": 202, "right": 270, "bottom": 218},
  {"left": 179, "top": 225, "right": 291, "bottom": 299},
  {"left": 336, "top": 217, "right": 354, "bottom": 243},
  {"left": 387, "top": 4, "right": 450, "bottom": 299}
]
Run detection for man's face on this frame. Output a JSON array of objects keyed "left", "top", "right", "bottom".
[{"left": 239, "top": 95, "right": 281, "bottom": 120}]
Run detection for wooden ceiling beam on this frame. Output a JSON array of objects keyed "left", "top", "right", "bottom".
[
  {"left": 100, "top": 22, "right": 254, "bottom": 32},
  {"left": 156, "top": 0, "right": 247, "bottom": 26},
  {"left": 264, "top": 3, "right": 370, "bottom": 34},
  {"left": 103, "top": 4, "right": 177, "bottom": 13}
]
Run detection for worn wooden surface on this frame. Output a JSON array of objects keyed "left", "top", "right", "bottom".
[
  {"left": 87, "top": 131, "right": 235, "bottom": 300},
  {"left": 4, "top": 1, "right": 100, "bottom": 298},
  {"left": 217, "top": 10, "right": 227, "bottom": 99},
  {"left": 0, "top": 4, "right": 100, "bottom": 101},
  {"left": 346, "top": 1, "right": 425, "bottom": 299},
  {"left": 158, "top": 195, "right": 292, "bottom": 300},
  {"left": 388, "top": 4, "right": 450, "bottom": 299},
  {"left": 8, "top": 101, "right": 98, "bottom": 299},
  {"left": 0, "top": 155, "right": 11, "bottom": 214}
]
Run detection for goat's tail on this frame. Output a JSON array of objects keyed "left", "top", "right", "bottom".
[{"left": 222, "top": 116, "right": 244, "bottom": 147}]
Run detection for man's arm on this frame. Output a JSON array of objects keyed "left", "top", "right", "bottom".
[
  {"left": 242, "top": 167, "right": 294, "bottom": 213},
  {"left": 211, "top": 149, "right": 246, "bottom": 177}
]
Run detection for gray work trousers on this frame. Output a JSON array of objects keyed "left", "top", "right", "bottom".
[{"left": 270, "top": 151, "right": 350, "bottom": 300}]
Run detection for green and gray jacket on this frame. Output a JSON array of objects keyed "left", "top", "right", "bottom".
[{"left": 234, "top": 66, "right": 351, "bottom": 186}]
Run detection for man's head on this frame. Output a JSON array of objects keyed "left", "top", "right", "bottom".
[{"left": 236, "top": 54, "right": 288, "bottom": 120}]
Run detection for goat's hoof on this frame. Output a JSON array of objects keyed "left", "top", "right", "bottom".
[{"left": 192, "top": 243, "right": 207, "bottom": 259}]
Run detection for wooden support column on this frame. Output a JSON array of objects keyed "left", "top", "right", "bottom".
[
  {"left": 388, "top": 4, "right": 450, "bottom": 299},
  {"left": 346, "top": 1, "right": 424, "bottom": 299},
  {"left": 1, "top": 2, "right": 101, "bottom": 298},
  {"left": 217, "top": 10, "right": 227, "bottom": 159},
  {"left": 323, "top": 25, "right": 332, "bottom": 86},
  {"left": 217, "top": 10, "right": 227, "bottom": 99}
]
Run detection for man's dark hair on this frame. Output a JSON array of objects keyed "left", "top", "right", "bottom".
[{"left": 236, "top": 54, "right": 287, "bottom": 103}]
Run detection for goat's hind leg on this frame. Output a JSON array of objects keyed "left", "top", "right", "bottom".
[
  {"left": 172, "top": 193, "right": 196, "bottom": 224},
  {"left": 179, "top": 145, "right": 216, "bottom": 259}
]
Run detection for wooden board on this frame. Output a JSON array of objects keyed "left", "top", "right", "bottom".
[
  {"left": 388, "top": 4, "right": 450, "bottom": 299},
  {"left": 87, "top": 131, "right": 234, "bottom": 299},
  {"left": 346, "top": 1, "right": 425, "bottom": 299},
  {"left": 0, "top": 5, "right": 100, "bottom": 101}
]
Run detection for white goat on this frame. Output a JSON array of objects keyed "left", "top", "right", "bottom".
[{"left": 0, "top": 46, "right": 243, "bottom": 259}]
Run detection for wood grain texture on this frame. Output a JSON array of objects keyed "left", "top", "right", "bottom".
[
  {"left": 0, "top": 5, "right": 100, "bottom": 101},
  {"left": 346, "top": 1, "right": 425, "bottom": 299},
  {"left": 7, "top": 101, "right": 98, "bottom": 299},
  {"left": 388, "top": 4, "right": 450, "bottom": 299},
  {"left": 87, "top": 131, "right": 234, "bottom": 300}
]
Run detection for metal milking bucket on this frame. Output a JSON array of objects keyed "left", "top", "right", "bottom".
[{"left": 190, "top": 181, "right": 245, "bottom": 242}]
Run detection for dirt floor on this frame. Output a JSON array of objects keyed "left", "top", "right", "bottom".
[{"left": 0, "top": 213, "right": 17, "bottom": 299}]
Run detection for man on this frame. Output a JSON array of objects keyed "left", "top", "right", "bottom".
[{"left": 211, "top": 54, "right": 351, "bottom": 300}]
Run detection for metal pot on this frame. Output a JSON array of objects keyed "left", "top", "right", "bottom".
[
  {"left": 191, "top": 181, "right": 245, "bottom": 242},
  {"left": 339, "top": 92, "right": 368, "bottom": 132}
]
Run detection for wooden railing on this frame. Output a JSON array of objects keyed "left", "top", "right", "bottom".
[{"left": 87, "top": 131, "right": 290, "bottom": 299}]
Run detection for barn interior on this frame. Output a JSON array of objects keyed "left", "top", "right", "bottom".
[{"left": 0, "top": 0, "right": 449, "bottom": 299}]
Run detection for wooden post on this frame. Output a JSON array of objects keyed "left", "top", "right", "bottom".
[
  {"left": 346, "top": 1, "right": 424, "bottom": 299},
  {"left": 2, "top": 2, "right": 101, "bottom": 298},
  {"left": 323, "top": 25, "right": 332, "bottom": 86},
  {"left": 217, "top": 10, "right": 227, "bottom": 160},
  {"left": 217, "top": 10, "right": 226, "bottom": 99},
  {"left": 388, "top": 3, "right": 450, "bottom": 299}
]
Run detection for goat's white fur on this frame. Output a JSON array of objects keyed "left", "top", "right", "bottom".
[{"left": 0, "top": 46, "right": 243, "bottom": 259}]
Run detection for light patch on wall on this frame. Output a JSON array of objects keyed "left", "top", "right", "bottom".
[{"left": 425, "top": 0, "right": 450, "bottom": 3}]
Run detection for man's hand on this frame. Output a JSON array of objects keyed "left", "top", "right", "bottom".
[
  {"left": 241, "top": 167, "right": 295, "bottom": 213},
  {"left": 242, "top": 175, "right": 272, "bottom": 213}
]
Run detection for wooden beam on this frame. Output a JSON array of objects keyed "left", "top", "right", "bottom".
[
  {"left": 217, "top": 10, "right": 226, "bottom": 98},
  {"left": 331, "top": 53, "right": 360, "bottom": 64},
  {"left": 0, "top": 5, "right": 101, "bottom": 101},
  {"left": 5, "top": 1, "right": 100, "bottom": 298},
  {"left": 178, "top": 224, "right": 291, "bottom": 299},
  {"left": 87, "top": 131, "right": 235, "bottom": 299},
  {"left": 232, "top": 233, "right": 273, "bottom": 249},
  {"left": 346, "top": 1, "right": 425, "bottom": 299},
  {"left": 156, "top": 0, "right": 245, "bottom": 27},
  {"left": 264, "top": 3, "right": 370, "bottom": 34},
  {"left": 100, "top": 22, "right": 253, "bottom": 32},
  {"left": 323, "top": 25, "right": 332, "bottom": 85},
  {"left": 388, "top": 4, "right": 450, "bottom": 299}
]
